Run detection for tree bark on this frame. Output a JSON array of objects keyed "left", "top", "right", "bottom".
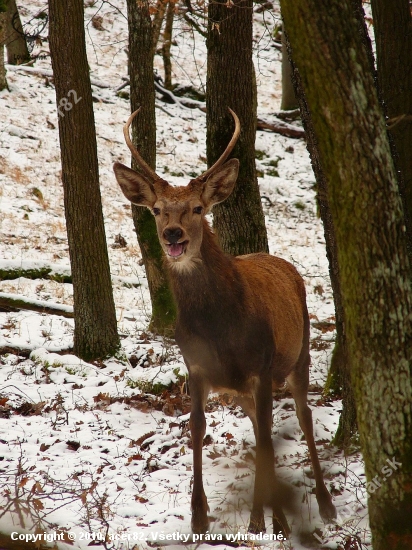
[
  {"left": 281, "top": 1, "right": 412, "bottom": 549},
  {"left": 126, "top": 0, "right": 176, "bottom": 335},
  {"left": 49, "top": 0, "right": 120, "bottom": 361},
  {"left": 370, "top": 0, "right": 412, "bottom": 257},
  {"left": 206, "top": 0, "right": 268, "bottom": 255}
]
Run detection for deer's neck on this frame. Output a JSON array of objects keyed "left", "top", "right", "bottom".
[{"left": 168, "top": 219, "right": 241, "bottom": 315}]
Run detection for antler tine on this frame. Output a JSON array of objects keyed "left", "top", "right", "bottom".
[
  {"left": 123, "top": 108, "right": 161, "bottom": 181},
  {"left": 197, "top": 108, "right": 241, "bottom": 182}
]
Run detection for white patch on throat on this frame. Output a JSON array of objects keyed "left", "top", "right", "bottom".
[{"left": 167, "top": 255, "right": 202, "bottom": 275}]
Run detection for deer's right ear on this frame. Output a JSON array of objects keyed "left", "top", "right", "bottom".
[{"left": 113, "top": 162, "right": 157, "bottom": 207}]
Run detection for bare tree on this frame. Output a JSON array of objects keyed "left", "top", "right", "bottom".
[
  {"left": 281, "top": 0, "right": 412, "bottom": 548},
  {"left": 280, "top": 24, "right": 297, "bottom": 111},
  {"left": 284, "top": 31, "right": 355, "bottom": 448},
  {"left": 0, "top": 2, "right": 8, "bottom": 90},
  {"left": 162, "top": 0, "right": 175, "bottom": 90},
  {"left": 207, "top": 0, "right": 268, "bottom": 255},
  {"left": 48, "top": 0, "right": 120, "bottom": 361},
  {"left": 125, "top": 0, "right": 176, "bottom": 334},
  {"left": 4, "top": 0, "right": 30, "bottom": 64},
  {"left": 370, "top": 0, "right": 412, "bottom": 256}
]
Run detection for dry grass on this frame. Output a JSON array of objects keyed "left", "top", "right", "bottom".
[{"left": 0, "top": 156, "right": 31, "bottom": 185}]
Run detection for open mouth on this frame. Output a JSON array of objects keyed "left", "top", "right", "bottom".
[{"left": 166, "top": 241, "right": 188, "bottom": 258}]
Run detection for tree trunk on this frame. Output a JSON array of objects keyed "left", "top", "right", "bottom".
[
  {"left": 280, "top": 25, "right": 297, "bottom": 111},
  {"left": 126, "top": 0, "right": 176, "bottom": 335},
  {"left": 206, "top": 0, "right": 268, "bottom": 255},
  {"left": 283, "top": 30, "right": 355, "bottom": 447},
  {"left": 151, "top": 0, "right": 167, "bottom": 56},
  {"left": 370, "top": 0, "right": 412, "bottom": 257},
  {"left": 162, "top": 0, "right": 175, "bottom": 90},
  {"left": 5, "top": 0, "right": 30, "bottom": 64},
  {"left": 281, "top": 1, "right": 412, "bottom": 549},
  {"left": 49, "top": 0, "right": 120, "bottom": 361},
  {"left": 0, "top": 10, "right": 8, "bottom": 91}
]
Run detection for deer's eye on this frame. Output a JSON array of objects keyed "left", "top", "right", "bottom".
[
  {"left": 153, "top": 207, "right": 161, "bottom": 216},
  {"left": 193, "top": 206, "right": 203, "bottom": 215}
]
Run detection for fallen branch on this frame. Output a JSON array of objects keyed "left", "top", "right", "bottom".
[
  {"left": 257, "top": 117, "right": 305, "bottom": 139},
  {"left": 0, "top": 292, "right": 74, "bottom": 318},
  {"left": 0, "top": 345, "right": 74, "bottom": 358},
  {"left": 0, "top": 260, "right": 140, "bottom": 287},
  {"left": 273, "top": 109, "right": 301, "bottom": 121},
  {"left": 6, "top": 65, "right": 110, "bottom": 88},
  {"left": 0, "top": 260, "right": 72, "bottom": 283}
]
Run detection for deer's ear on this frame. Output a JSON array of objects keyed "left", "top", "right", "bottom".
[
  {"left": 201, "top": 159, "right": 239, "bottom": 208},
  {"left": 113, "top": 162, "right": 157, "bottom": 207}
]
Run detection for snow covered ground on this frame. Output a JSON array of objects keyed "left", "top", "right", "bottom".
[{"left": 0, "top": 1, "right": 370, "bottom": 548}]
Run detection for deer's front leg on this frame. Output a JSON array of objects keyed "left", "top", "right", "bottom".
[{"left": 189, "top": 371, "right": 210, "bottom": 534}]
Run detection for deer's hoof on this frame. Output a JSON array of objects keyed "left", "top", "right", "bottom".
[
  {"left": 191, "top": 510, "right": 209, "bottom": 534},
  {"left": 318, "top": 493, "right": 337, "bottom": 523},
  {"left": 272, "top": 505, "right": 290, "bottom": 537},
  {"left": 248, "top": 511, "right": 265, "bottom": 534},
  {"left": 191, "top": 490, "right": 209, "bottom": 534}
]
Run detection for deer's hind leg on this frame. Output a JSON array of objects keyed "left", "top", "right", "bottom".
[{"left": 286, "top": 356, "right": 336, "bottom": 522}]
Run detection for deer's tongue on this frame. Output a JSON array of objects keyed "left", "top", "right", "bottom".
[{"left": 168, "top": 243, "right": 184, "bottom": 257}]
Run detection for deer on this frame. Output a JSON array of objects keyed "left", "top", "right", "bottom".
[{"left": 113, "top": 108, "right": 337, "bottom": 536}]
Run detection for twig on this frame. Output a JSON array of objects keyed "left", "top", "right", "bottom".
[
  {"left": 154, "top": 78, "right": 191, "bottom": 109},
  {"left": 155, "top": 102, "right": 175, "bottom": 117},
  {"left": 386, "top": 114, "right": 412, "bottom": 131},
  {"left": 273, "top": 108, "right": 301, "bottom": 121},
  {"left": 182, "top": 12, "right": 207, "bottom": 38}
]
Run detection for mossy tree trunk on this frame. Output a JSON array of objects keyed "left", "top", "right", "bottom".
[
  {"left": 206, "top": 0, "right": 268, "bottom": 255},
  {"left": 126, "top": 0, "right": 176, "bottom": 335},
  {"left": 49, "top": 0, "right": 120, "bottom": 361},
  {"left": 281, "top": 1, "right": 412, "bottom": 549},
  {"left": 285, "top": 0, "right": 374, "bottom": 448},
  {"left": 284, "top": 30, "right": 356, "bottom": 447},
  {"left": 370, "top": 0, "right": 412, "bottom": 256}
]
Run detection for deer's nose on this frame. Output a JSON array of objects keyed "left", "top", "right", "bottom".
[{"left": 163, "top": 227, "right": 183, "bottom": 244}]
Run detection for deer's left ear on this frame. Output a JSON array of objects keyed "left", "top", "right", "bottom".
[{"left": 201, "top": 159, "right": 239, "bottom": 208}]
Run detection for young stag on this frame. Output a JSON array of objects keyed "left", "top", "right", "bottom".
[{"left": 113, "top": 108, "right": 336, "bottom": 535}]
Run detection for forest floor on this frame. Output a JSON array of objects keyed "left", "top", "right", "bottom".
[{"left": 0, "top": 1, "right": 371, "bottom": 549}]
